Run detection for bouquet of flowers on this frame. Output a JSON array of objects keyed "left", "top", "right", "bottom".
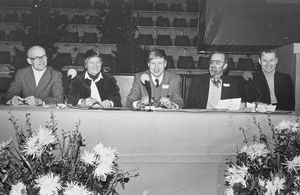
[
  {"left": 0, "top": 113, "right": 138, "bottom": 195},
  {"left": 225, "top": 117, "right": 300, "bottom": 195}
]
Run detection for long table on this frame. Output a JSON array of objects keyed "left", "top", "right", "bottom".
[{"left": 0, "top": 106, "right": 298, "bottom": 195}]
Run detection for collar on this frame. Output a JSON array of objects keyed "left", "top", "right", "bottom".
[
  {"left": 210, "top": 76, "right": 222, "bottom": 88},
  {"left": 151, "top": 73, "right": 164, "bottom": 85},
  {"left": 32, "top": 66, "right": 46, "bottom": 75},
  {"left": 263, "top": 70, "right": 275, "bottom": 79},
  {"left": 84, "top": 71, "right": 103, "bottom": 82}
]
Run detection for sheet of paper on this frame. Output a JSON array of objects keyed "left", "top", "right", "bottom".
[
  {"left": 256, "top": 104, "right": 276, "bottom": 112},
  {"left": 216, "top": 98, "right": 241, "bottom": 111}
]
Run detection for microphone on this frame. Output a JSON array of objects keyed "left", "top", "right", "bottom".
[
  {"left": 140, "top": 73, "right": 152, "bottom": 106},
  {"left": 67, "top": 68, "right": 77, "bottom": 80},
  {"left": 243, "top": 71, "right": 262, "bottom": 107},
  {"left": 64, "top": 68, "right": 77, "bottom": 104}
]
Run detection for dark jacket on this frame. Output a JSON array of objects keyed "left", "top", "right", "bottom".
[
  {"left": 68, "top": 72, "right": 121, "bottom": 107},
  {"left": 243, "top": 70, "right": 295, "bottom": 111},
  {"left": 185, "top": 74, "right": 240, "bottom": 109}
]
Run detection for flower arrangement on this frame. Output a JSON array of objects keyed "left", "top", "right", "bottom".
[
  {"left": 0, "top": 113, "right": 138, "bottom": 195},
  {"left": 225, "top": 117, "right": 300, "bottom": 195}
]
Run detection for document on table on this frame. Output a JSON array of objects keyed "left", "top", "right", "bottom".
[{"left": 216, "top": 98, "right": 241, "bottom": 111}]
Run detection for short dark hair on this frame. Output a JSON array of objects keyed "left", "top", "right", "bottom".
[
  {"left": 147, "top": 49, "right": 167, "bottom": 62},
  {"left": 209, "top": 51, "right": 228, "bottom": 64},
  {"left": 259, "top": 49, "right": 277, "bottom": 58}
]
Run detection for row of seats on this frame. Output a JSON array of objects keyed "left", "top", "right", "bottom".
[
  {"left": 138, "top": 16, "right": 197, "bottom": 28},
  {"left": 0, "top": 50, "right": 257, "bottom": 71},
  {"left": 137, "top": 34, "right": 197, "bottom": 46},
  {"left": 131, "top": 1, "right": 199, "bottom": 12}
]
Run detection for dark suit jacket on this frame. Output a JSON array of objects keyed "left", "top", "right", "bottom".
[
  {"left": 126, "top": 70, "right": 184, "bottom": 108},
  {"left": 185, "top": 74, "right": 240, "bottom": 109},
  {"left": 5, "top": 66, "right": 63, "bottom": 104},
  {"left": 243, "top": 70, "right": 295, "bottom": 111},
  {"left": 67, "top": 72, "right": 121, "bottom": 107}
]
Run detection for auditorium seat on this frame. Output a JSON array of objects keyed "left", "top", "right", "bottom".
[
  {"left": 155, "top": 16, "right": 170, "bottom": 27},
  {"left": 99, "top": 53, "right": 114, "bottom": 72},
  {"left": 137, "top": 1, "right": 153, "bottom": 11},
  {"left": 156, "top": 35, "right": 172, "bottom": 46},
  {"left": 137, "top": 34, "right": 154, "bottom": 45},
  {"left": 197, "top": 56, "right": 209, "bottom": 69},
  {"left": 192, "top": 36, "right": 198, "bottom": 46},
  {"left": 3, "top": 12, "right": 18, "bottom": 22},
  {"left": 101, "top": 35, "right": 116, "bottom": 44},
  {"left": 138, "top": 17, "right": 153, "bottom": 26},
  {"left": 7, "top": 29, "right": 24, "bottom": 41},
  {"left": 70, "top": 15, "right": 86, "bottom": 24},
  {"left": 172, "top": 18, "right": 187, "bottom": 27},
  {"left": 227, "top": 57, "right": 236, "bottom": 70},
  {"left": 81, "top": 33, "right": 98, "bottom": 43},
  {"left": 88, "top": 16, "right": 101, "bottom": 24},
  {"left": 51, "top": 53, "right": 72, "bottom": 71},
  {"left": 0, "top": 31, "right": 6, "bottom": 41},
  {"left": 189, "top": 18, "right": 198, "bottom": 28},
  {"left": 237, "top": 58, "right": 255, "bottom": 70},
  {"left": 154, "top": 3, "right": 168, "bottom": 11},
  {"left": 169, "top": 4, "right": 184, "bottom": 12},
  {"left": 177, "top": 56, "right": 195, "bottom": 69},
  {"left": 174, "top": 35, "right": 191, "bottom": 46},
  {"left": 0, "top": 51, "right": 11, "bottom": 64},
  {"left": 80, "top": 0, "right": 91, "bottom": 9},
  {"left": 166, "top": 55, "right": 175, "bottom": 69},
  {"left": 73, "top": 53, "right": 84, "bottom": 67},
  {"left": 62, "top": 32, "right": 80, "bottom": 43},
  {"left": 21, "top": 13, "right": 34, "bottom": 25},
  {"left": 61, "top": 0, "right": 78, "bottom": 8},
  {"left": 186, "top": 2, "right": 199, "bottom": 12}
]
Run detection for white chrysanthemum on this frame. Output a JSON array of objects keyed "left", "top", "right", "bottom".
[
  {"left": 224, "top": 187, "right": 234, "bottom": 195},
  {"left": 63, "top": 181, "right": 92, "bottom": 195},
  {"left": 265, "top": 176, "right": 285, "bottom": 195},
  {"left": 286, "top": 156, "right": 300, "bottom": 172},
  {"left": 225, "top": 164, "right": 249, "bottom": 187},
  {"left": 93, "top": 142, "right": 117, "bottom": 164},
  {"left": 275, "top": 120, "right": 299, "bottom": 134},
  {"left": 35, "top": 172, "right": 61, "bottom": 195},
  {"left": 81, "top": 150, "right": 96, "bottom": 166},
  {"left": 94, "top": 161, "right": 114, "bottom": 181},
  {"left": 9, "top": 181, "right": 26, "bottom": 195},
  {"left": 240, "top": 143, "right": 270, "bottom": 161},
  {"left": 23, "top": 126, "right": 56, "bottom": 158},
  {"left": 258, "top": 178, "right": 266, "bottom": 187},
  {"left": 0, "top": 138, "right": 12, "bottom": 152}
]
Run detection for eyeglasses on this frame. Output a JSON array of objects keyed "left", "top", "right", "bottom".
[
  {"left": 209, "top": 60, "right": 224, "bottom": 66},
  {"left": 149, "top": 62, "right": 165, "bottom": 67},
  {"left": 28, "top": 54, "right": 47, "bottom": 62}
]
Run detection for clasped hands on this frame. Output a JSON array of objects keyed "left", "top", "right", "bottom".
[
  {"left": 81, "top": 97, "right": 113, "bottom": 108},
  {"left": 7, "top": 96, "right": 44, "bottom": 106},
  {"left": 138, "top": 96, "right": 173, "bottom": 109}
]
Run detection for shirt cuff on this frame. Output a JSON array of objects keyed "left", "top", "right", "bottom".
[
  {"left": 132, "top": 100, "right": 141, "bottom": 108},
  {"left": 171, "top": 102, "right": 179, "bottom": 109},
  {"left": 109, "top": 101, "right": 114, "bottom": 107},
  {"left": 78, "top": 99, "right": 84, "bottom": 105}
]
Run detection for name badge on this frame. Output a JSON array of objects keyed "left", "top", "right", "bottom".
[
  {"left": 223, "top": 83, "right": 230, "bottom": 87},
  {"left": 162, "top": 84, "right": 169, "bottom": 89}
]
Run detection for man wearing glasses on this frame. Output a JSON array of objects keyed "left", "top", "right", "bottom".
[
  {"left": 5, "top": 45, "right": 64, "bottom": 105},
  {"left": 126, "top": 49, "right": 183, "bottom": 109},
  {"left": 186, "top": 51, "right": 240, "bottom": 109}
]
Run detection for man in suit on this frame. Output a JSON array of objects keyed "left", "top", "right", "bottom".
[
  {"left": 185, "top": 51, "right": 240, "bottom": 109},
  {"left": 6, "top": 45, "right": 63, "bottom": 105},
  {"left": 126, "top": 49, "right": 183, "bottom": 109},
  {"left": 243, "top": 49, "right": 295, "bottom": 111}
]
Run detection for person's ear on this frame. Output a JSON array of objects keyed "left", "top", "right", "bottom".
[
  {"left": 27, "top": 58, "right": 33, "bottom": 65},
  {"left": 258, "top": 58, "right": 262, "bottom": 65}
]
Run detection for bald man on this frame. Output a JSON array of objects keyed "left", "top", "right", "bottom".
[{"left": 5, "top": 45, "right": 64, "bottom": 105}]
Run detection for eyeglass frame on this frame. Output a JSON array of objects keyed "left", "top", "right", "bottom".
[
  {"left": 28, "top": 54, "right": 47, "bottom": 62},
  {"left": 209, "top": 60, "right": 225, "bottom": 66}
]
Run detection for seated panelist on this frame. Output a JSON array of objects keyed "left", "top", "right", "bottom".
[
  {"left": 186, "top": 51, "right": 240, "bottom": 109},
  {"left": 243, "top": 49, "right": 295, "bottom": 111},
  {"left": 6, "top": 45, "right": 64, "bottom": 106},
  {"left": 126, "top": 49, "right": 183, "bottom": 109},
  {"left": 67, "top": 49, "right": 121, "bottom": 108}
]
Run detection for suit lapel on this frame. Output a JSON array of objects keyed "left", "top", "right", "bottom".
[
  {"left": 160, "top": 72, "right": 170, "bottom": 97},
  {"left": 24, "top": 67, "right": 38, "bottom": 93},
  {"left": 36, "top": 68, "right": 51, "bottom": 94},
  {"left": 202, "top": 74, "right": 210, "bottom": 106}
]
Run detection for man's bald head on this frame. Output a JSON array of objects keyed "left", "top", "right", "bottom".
[
  {"left": 26, "top": 45, "right": 48, "bottom": 71},
  {"left": 27, "top": 45, "right": 46, "bottom": 58}
]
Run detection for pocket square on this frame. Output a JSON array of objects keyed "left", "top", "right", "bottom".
[
  {"left": 223, "top": 83, "right": 230, "bottom": 87},
  {"left": 162, "top": 84, "right": 169, "bottom": 89}
]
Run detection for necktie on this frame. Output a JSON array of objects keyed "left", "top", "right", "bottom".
[
  {"left": 155, "top": 79, "right": 159, "bottom": 87},
  {"left": 211, "top": 78, "right": 221, "bottom": 87}
]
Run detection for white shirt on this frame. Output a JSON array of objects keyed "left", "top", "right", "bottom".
[
  {"left": 264, "top": 72, "right": 277, "bottom": 104},
  {"left": 151, "top": 73, "right": 164, "bottom": 86},
  {"left": 32, "top": 67, "right": 46, "bottom": 87},
  {"left": 84, "top": 72, "right": 103, "bottom": 102},
  {"left": 206, "top": 79, "right": 222, "bottom": 109}
]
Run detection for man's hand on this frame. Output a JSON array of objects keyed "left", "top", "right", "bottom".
[
  {"left": 82, "top": 97, "right": 97, "bottom": 107},
  {"left": 100, "top": 100, "right": 113, "bottom": 108},
  {"left": 24, "top": 96, "right": 43, "bottom": 106},
  {"left": 140, "top": 96, "right": 150, "bottom": 106},
  {"left": 159, "top": 97, "right": 172, "bottom": 109},
  {"left": 6, "top": 96, "right": 24, "bottom": 105}
]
